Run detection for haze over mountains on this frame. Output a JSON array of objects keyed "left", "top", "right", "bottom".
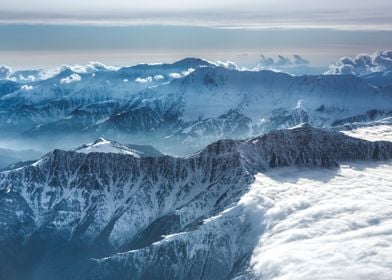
[
  {"left": 0, "top": 56, "right": 391, "bottom": 159},
  {"left": 1, "top": 53, "right": 392, "bottom": 280}
]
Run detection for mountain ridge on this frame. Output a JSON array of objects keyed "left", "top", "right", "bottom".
[
  {"left": 1, "top": 124, "right": 392, "bottom": 279},
  {"left": 74, "top": 137, "right": 164, "bottom": 158}
]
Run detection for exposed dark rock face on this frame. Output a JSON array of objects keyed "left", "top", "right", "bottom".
[{"left": 0, "top": 124, "right": 392, "bottom": 280}]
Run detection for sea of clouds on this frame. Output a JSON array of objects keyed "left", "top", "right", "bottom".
[
  {"left": 244, "top": 161, "right": 392, "bottom": 280},
  {"left": 342, "top": 122, "right": 392, "bottom": 142}
]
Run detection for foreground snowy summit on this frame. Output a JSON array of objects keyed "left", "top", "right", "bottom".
[
  {"left": 0, "top": 124, "right": 391, "bottom": 280},
  {"left": 74, "top": 137, "right": 164, "bottom": 157}
]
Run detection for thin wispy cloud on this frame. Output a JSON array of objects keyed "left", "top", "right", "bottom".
[
  {"left": 0, "top": 0, "right": 392, "bottom": 30},
  {"left": 1, "top": 1, "right": 392, "bottom": 69}
]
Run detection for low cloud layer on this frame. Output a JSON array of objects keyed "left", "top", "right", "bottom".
[
  {"left": 60, "top": 62, "right": 119, "bottom": 74},
  {"left": 0, "top": 65, "right": 44, "bottom": 82},
  {"left": 135, "top": 69, "right": 194, "bottom": 84},
  {"left": 0, "top": 62, "right": 120, "bottom": 83},
  {"left": 249, "top": 162, "right": 392, "bottom": 280},
  {"left": 327, "top": 50, "right": 392, "bottom": 75}
]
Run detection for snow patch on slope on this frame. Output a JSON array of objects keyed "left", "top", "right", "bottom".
[{"left": 75, "top": 138, "right": 163, "bottom": 157}]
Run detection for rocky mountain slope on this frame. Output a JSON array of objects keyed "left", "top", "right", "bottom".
[{"left": 1, "top": 124, "right": 392, "bottom": 280}]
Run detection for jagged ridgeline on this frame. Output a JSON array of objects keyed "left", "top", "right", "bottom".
[
  {"left": 0, "top": 58, "right": 391, "bottom": 156},
  {"left": 1, "top": 124, "right": 392, "bottom": 280}
]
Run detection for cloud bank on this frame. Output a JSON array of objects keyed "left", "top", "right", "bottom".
[
  {"left": 0, "top": 62, "right": 118, "bottom": 82},
  {"left": 135, "top": 69, "right": 194, "bottom": 84},
  {"left": 249, "top": 162, "right": 392, "bottom": 280},
  {"left": 258, "top": 54, "right": 310, "bottom": 68},
  {"left": 327, "top": 50, "right": 392, "bottom": 75},
  {"left": 60, "top": 62, "right": 119, "bottom": 74}
]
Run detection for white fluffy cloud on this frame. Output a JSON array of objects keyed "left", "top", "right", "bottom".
[
  {"left": 20, "top": 84, "right": 33, "bottom": 91},
  {"left": 0, "top": 66, "right": 45, "bottom": 82},
  {"left": 153, "top": 74, "right": 164, "bottom": 81},
  {"left": 16, "top": 74, "right": 36, "bottom": 82},
  {"left": 181, "top": 68, "right": 195, "bottom": 76},
  {"left": 169, "top": 73, "right": 182, "bottom": 79},
  {"left": 133, "top": 71, "right": 194, "bottom": 83},
  {"left": 214, "top": 60, "right": 239, "bottom": 70},
  {"left": 327, "top": 50, "right": 392, "bottom": 75},
  {"left": 60, "top": 62, "right": 119, "bottom": 74},
  {"left": 26, "top": 62, "right": 115, "bottom": 82},
  {"left": 135, "top": 76, "right": 153, "bottom": 83},
  {"left": 134, "top": 75, "right": 165, "bottom": 83},
  {"left": 60, "top": 73, "right": 81, "bottom": 84},
  {"left": 0, "top": 65, "right": 12, "bottom": 79}
]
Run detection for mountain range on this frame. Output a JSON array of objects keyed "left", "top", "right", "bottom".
[
  {"left": 1, "top": 57, "right": 392, "bottom": 279},
  {"left": 1, "top": 58, "right": 391, "bottom": 158},
  {"left": 1, "top": 124, "right": 392, "bottom": 280}
]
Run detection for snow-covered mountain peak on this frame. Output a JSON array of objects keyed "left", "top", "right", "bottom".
[
  {"left": 92, "top": 137, "right": 111, "bottom": 145},
  {"left": 172, "top": 57, "right": 213, "bottom": 68},
  {"left": 74, "top": 137, "right": 163, "bottom": 157},
  {"left": 289, "top": 122, "right": 313, "bottom": 129}
]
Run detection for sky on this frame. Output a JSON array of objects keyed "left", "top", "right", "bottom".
[{"left": 0, "top": 0, "right": 391, "bottom": 70}]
